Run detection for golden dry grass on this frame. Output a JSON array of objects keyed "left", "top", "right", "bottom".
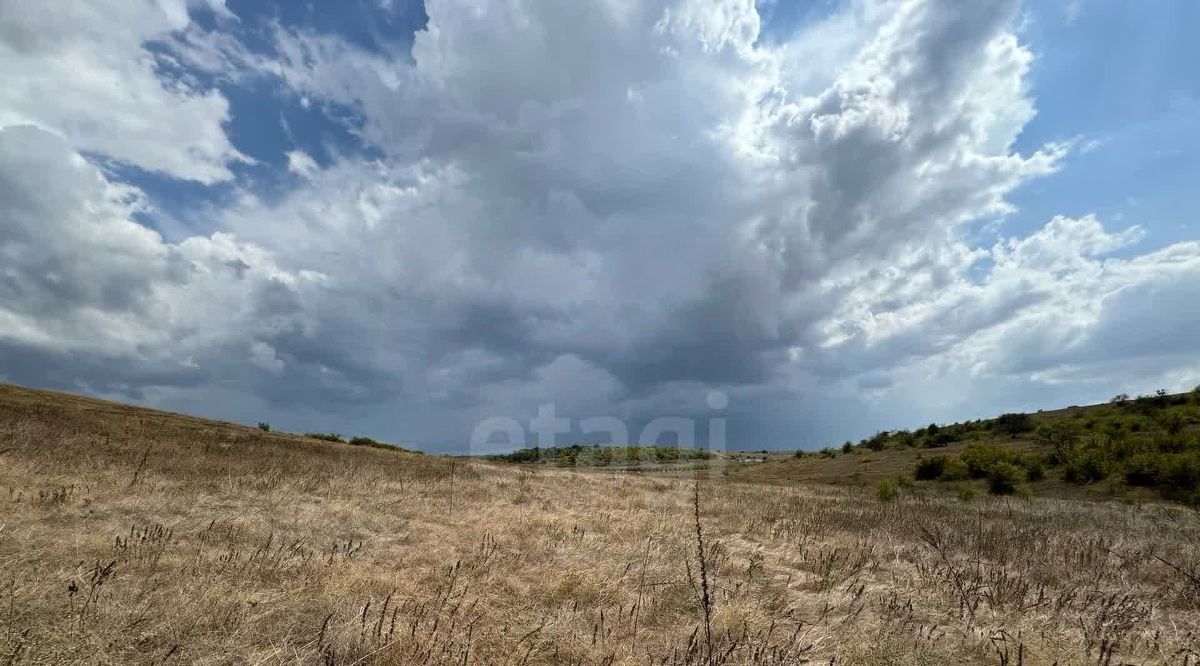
[{"left": 2, "top": 383, "right": 1199, "bottom": 664}]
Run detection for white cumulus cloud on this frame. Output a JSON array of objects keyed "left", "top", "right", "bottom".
[{"left": 0, "top": 0, "right": 1197, "bottom": 447}]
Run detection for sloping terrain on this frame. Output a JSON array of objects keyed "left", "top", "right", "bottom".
[
  {"left": 1, "top": 383, "right": 1199, "bottom": 664},
  {"left": 728, "top": 391, "right": 1200, "bottom": 504}
]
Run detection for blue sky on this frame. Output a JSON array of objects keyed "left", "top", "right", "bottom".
[
  {"left": 1, "top": 0, "right": 1198, "bottom": 451},
  {"left": 1010, "top": 1, "right": 1200, "bottom": 249}
]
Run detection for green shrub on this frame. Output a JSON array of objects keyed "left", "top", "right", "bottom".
[
  {"left": 914, "top": 455, "right": 947, "bottom": 480},
  {"left": 1061, "top": 450, "right": 1110, "bottom": 483},
  {"left": 1162, "top": 454, "right": 1200, "bottom": 496},
  {"left": 1123, "top": 453, "right": 1162, "bottom": 486},
  {"left": 939, "top": 457, "right": 970, "bottom": 481},
  {"left": 924, "top": 431, "right": 958, "bottom": 447},
  {"left": 957, "top": 486, "right": 976, "bottom": 502},
  {"left": 961, "top": 445, "right": 1001, "bottom": 478},
  {"left": 305, "top": 432, "right": 344, "bottom": 443},
  {"left": 1157, "top": 433, "right": 1191, "bottom": 453},
  {"left": 877, "top": 478, "right": 898, "bottom": 503},
  {"left": 987, "top": 463, "right": 1024, "bottom": 495},
  {"left": 257, "top": 422, "right": 270, "bottom": 432},
  {"left": 1023, "top": 457, "right": 1045, "bottom": 482},
  {"left": 349, "top": 436, "right": 391, "bottom": 449},
  {"left": 1162, "top": 412, "right": 1188, "bottom": 436}
]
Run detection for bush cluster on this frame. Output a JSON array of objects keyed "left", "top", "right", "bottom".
[
  {"left": 960, "top": 445, "right": 1045, "bottom": 481},
  {"left": 914, "top": 454, "right": 971, "bottom": 482},
  {"left": 305, "top": 432, "right": 344, "bottom": 443},
  {"left": 908, "top": 390, "right": 1200, "bottom": 503}
]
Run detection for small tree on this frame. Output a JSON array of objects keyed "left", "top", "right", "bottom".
[
  {"left": 257, "top": 422, "right": 270, "bottom": 432},
  {"left": 1037, "top": 422, "right": 1079, "bottom": 463},
  {"left": 1110, "top": 393, "right": 1130, "bottom": 407},
  {"left": 994, "top": 412, "right": 1034, "bottom": 439}
]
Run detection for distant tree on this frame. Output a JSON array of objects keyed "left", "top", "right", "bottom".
[
  {"left": 864, "top": 432, "right": 889, "bottom": 451},
  {"left": 1192, "top": 385, "right": 1200, "bottom": 403},
  {"left": 1037, "top": 421, "right": 1079, "bottom": 450},
  {"left": 994, "top": 413, "right": 1034, "bottom": 439},
  {"left": 1110, "top": 393, "right": 1130, "bottom": 406},
  {"left": 841, "top": 441, "right": 853, "bottom": 453},
  {"left": 257, "top": 422, "right": 270, "bottom": 432}
]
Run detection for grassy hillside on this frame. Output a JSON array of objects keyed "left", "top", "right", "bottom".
[
  {"left": 2, "top": 382, "right": 1200, "bottom": 663},
  {"left": 730, "top": 389, "right": 1200, "bottom": 504}
]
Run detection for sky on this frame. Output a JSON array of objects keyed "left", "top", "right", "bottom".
[{"left": 1, "top": 0, "right": 1198, "bottom": 453}]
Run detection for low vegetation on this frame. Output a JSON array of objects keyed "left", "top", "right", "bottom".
[
  {"left": 489, "top": 444, "right": 713, "bottom": 466},
  {"left": 304, "top": 432, "right": 345, "bottom": 443},
  {"left": 899, "top": 391, "right": 1200, "bottom": 502},
  {"left": 2, "top": 383, "right": 1200, "bottom": 663}
]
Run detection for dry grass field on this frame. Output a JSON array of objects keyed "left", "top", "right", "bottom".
[{"left": 2, "top": 383, "right": 1200, "bottom": 664}]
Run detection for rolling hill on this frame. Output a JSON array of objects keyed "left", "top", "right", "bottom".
[
  {"left": 2, "top": 381, "right": 1199, "bottom": 664},
  {"left": 725, "top": 389, "right": 1200, "bottom": 505}
]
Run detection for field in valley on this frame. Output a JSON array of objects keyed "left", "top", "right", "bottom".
[{"left": 2, "top": 383, "right": 1199, "bottom": 664}]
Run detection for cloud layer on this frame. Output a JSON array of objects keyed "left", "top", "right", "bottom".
[{"left": 1, "top": 0, "right": 1197, "bottom": 449}]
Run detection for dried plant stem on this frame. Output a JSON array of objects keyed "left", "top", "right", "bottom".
[
  {"left": 128, "top": 443, "right": 152, "bottom": 488},
  {"left": 692, "top": 480, "right": 713, "bottom": 664}
]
